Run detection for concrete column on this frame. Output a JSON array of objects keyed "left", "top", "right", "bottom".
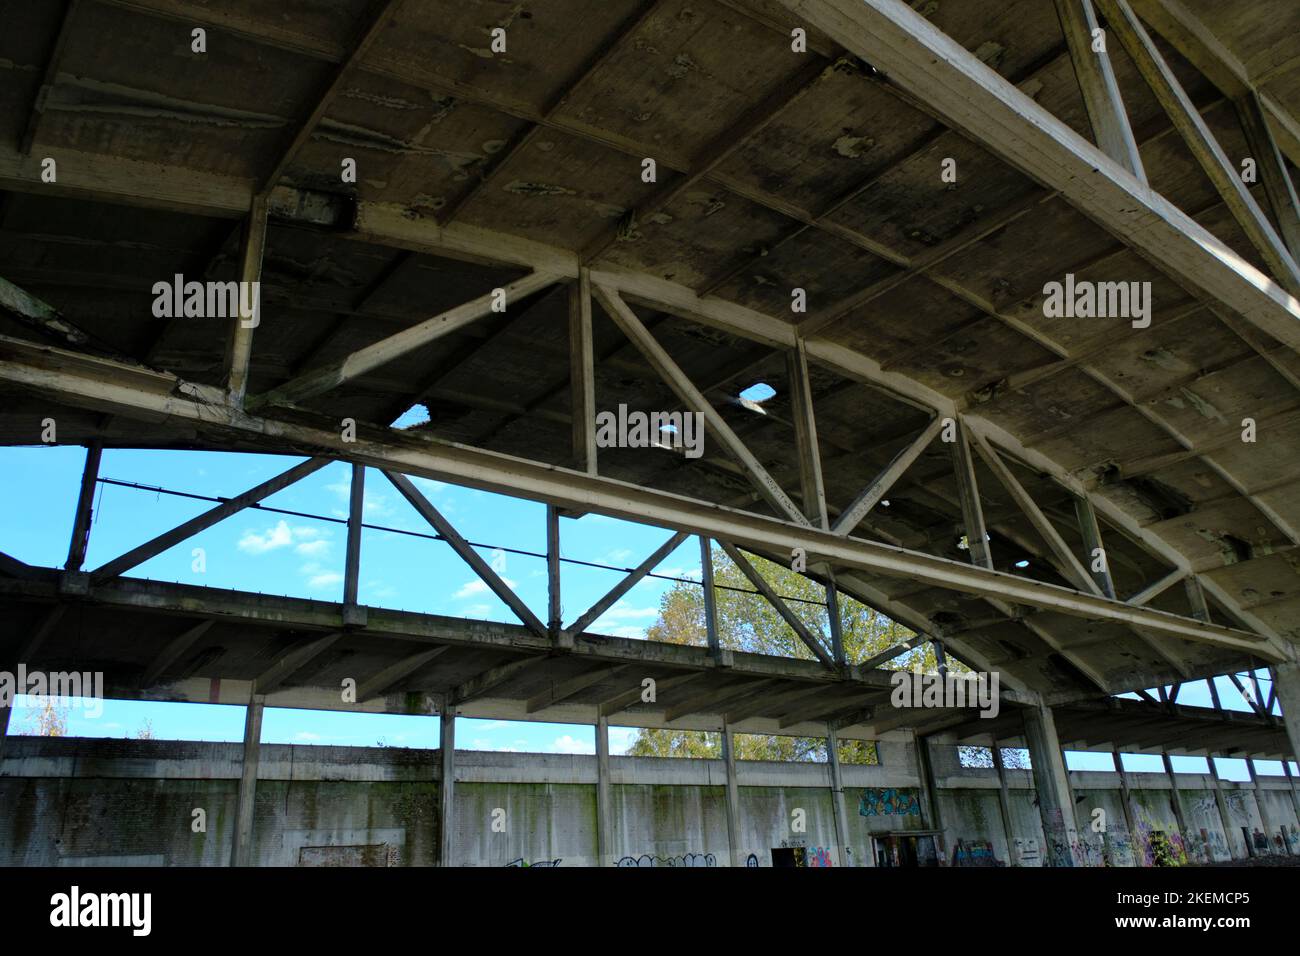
[
  {"left": 1022, "top": 702, "right": 1078, "bottom": 866},
  {"left": 914, "top": 733, "right": 947, "bottom": 862},
  {"left": 1247, "top": 758, "right": 1279, "bottom": 855},
  {"left": 1161, "top": 752, "right": 1195, "bottom": 861},
  {"left": 1111, "top": 748, "right": 1141, "bottom": 866},
  {"left": 230, "top": 694, "right": 265, "bottom": 867},
  {"left": 825, "top": 726, "right": 852, "bottom": 867},
  {"left": 1272, "top": 661, "right": 1300, "bottom": 772},
  {"left": 595, "top": 715, "right": 612, "bottom": 867},
  {"left": 990, "top": 743, "right": 1018, "bottom": 865},
  {"left": 1283, "top": 760, "right": 1300, "bottom": 832},
  {"left": 436, "top": 712, "right": 457, "bottom": 868},
  {"left": 721, "top": 723, "right": 741, "bottom": 866},
  {"left": 1209, "top": 757, "right": 1238, "bottom": 860},
  {"left": 439, "top": 709, "right": 456, "bottom": 867}
]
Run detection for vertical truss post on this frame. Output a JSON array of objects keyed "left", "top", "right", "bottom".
[
  {"left": 439, "top": 705, "right": 456, "bottom": 867},
  {"left": 223, "top": 195, "right": 269, "bottom": 407},
  {"left": 700, "top": 536, "right": 721, "bottom": 658},
  {"left": 721, "top": 722, "right": 742, "bottom": 867},
  {"left": 547, "top": 505, "right": 562, "bottom": 638},
  {"left": 1053, "top": 0, "right": 1146, "bottom": 180},
  {"left": 343, "top": 463, "right": 364, "bottom": 617},
  {"left": 826, "top": 725, "right": 852, "bottom": 867},
  {"left": 230, "top": 694, "right": 265, "bottom": 867},
  {"left": 568, "top": 268, "right": 597, "bottom": 475},
  {"left": 787, "top": 339, "right": 828, "bottom": 529},
  {"left": 951, "top": 418, "right": 994, "bottom": 570},
  {"left": 595, "top": 714, "right": 612, "bottom": 867},
  {"left": 787, "top": 338, "right": 846, "bottom": 664},
  {"left": 825, "top": 581, "right": 845, "bottom": 666},
  {"left": 64, "top": 442, "right": 101, "bottom": 572},
  {"left": 1075, "top": 496, "right": 1116, "bottom": 598}
]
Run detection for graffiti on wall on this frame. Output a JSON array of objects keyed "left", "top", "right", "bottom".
[
  {"left": 805, "top": 846, "right": 833, "bottom": 867},
  {"left": 746, "top": 854, "right": 759, "bottom": 868},
  {"left": 859, "top": 788, "right": 921, "bottom": 817},
  {"left": 505, "top": 858, "right": 562, "bottom": 867},
  {"left": 616, "top": 853, "right": 716, "bottom": 868},
  {"left": 951, "top": 840, "right": 999, "bottom": 867},
  {"left": 1013, "top": 838, "right": 1040, "bottom": 867}
]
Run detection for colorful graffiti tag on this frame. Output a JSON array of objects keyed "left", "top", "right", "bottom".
[
  {"left": 805, "top": 846, "right": 833, "bottom": 867},
  {"left": 616, "top": 853, "right": 717, "bottom": 867},
  {"left": 859, "top": 787, "right": 921, "bottom": 817}
]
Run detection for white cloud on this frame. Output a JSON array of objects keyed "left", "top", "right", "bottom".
[
  {"left": 463, "top": 603, "right": 492, "bottom": 616},
  {"left": 237, "top": 520, "right": 293, "bottom": 554},
  {"left": 307, "top": 571, "right": 343, "bottom": 590},
  {"left": 551, "top": 734, "right": 595, "bottom": 755},
  {"left": 454, "top": 578, "right": 516, "bottom": 599},
  {"left": 604, "top": 548, "right": 634, "bottom": 564},
  {"left": 239, "top": 520, "right": 330, "bottom": 556},
  {"left": 295, "top": 731, "right": 322, "bottom": 742}
]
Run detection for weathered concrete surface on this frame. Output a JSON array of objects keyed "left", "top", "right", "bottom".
[{"left": 3, "top": 735, "right": 1297, "bottom": 867}]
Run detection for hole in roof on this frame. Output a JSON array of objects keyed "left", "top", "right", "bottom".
[
  {"left": 739, "top": 382, "right": 775, "bottom": 402},
  {"left": 390, "top": 404, "right": 430, "bottom": 429},
  {"left": 1014, "top": 560, "right": 1030, "bottom": 569}
]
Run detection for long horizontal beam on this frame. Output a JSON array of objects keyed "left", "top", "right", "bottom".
[
  {"left": 0, "top": 336, "right": 1284, "bottom": 659},
  {"left": 773, "top": 0, "right": 1300, "bottom": 351}
]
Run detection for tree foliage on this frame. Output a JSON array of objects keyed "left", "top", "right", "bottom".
[{"left": 628, "top": 546, "right": 947, "bottom": 762}]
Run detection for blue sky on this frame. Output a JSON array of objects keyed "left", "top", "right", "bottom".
[
  {"left": 1, "top": 443, "right": 711, "bottom": 755},
  {"left": 2, "top": 443, "right": 1293, "bottom": 777}
]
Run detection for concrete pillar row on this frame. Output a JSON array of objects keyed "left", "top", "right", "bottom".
[{"left": 1021, "top": 702, "right": 1078, "bottom": 867}]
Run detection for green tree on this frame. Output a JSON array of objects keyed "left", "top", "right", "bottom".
[{"left": 628, "top": 546, "right": 948, "bottom": 762}]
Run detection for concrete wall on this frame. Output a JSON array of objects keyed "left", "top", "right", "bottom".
[{"left": 2, "top": 736, "right": 1298, "bottom": 867}]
